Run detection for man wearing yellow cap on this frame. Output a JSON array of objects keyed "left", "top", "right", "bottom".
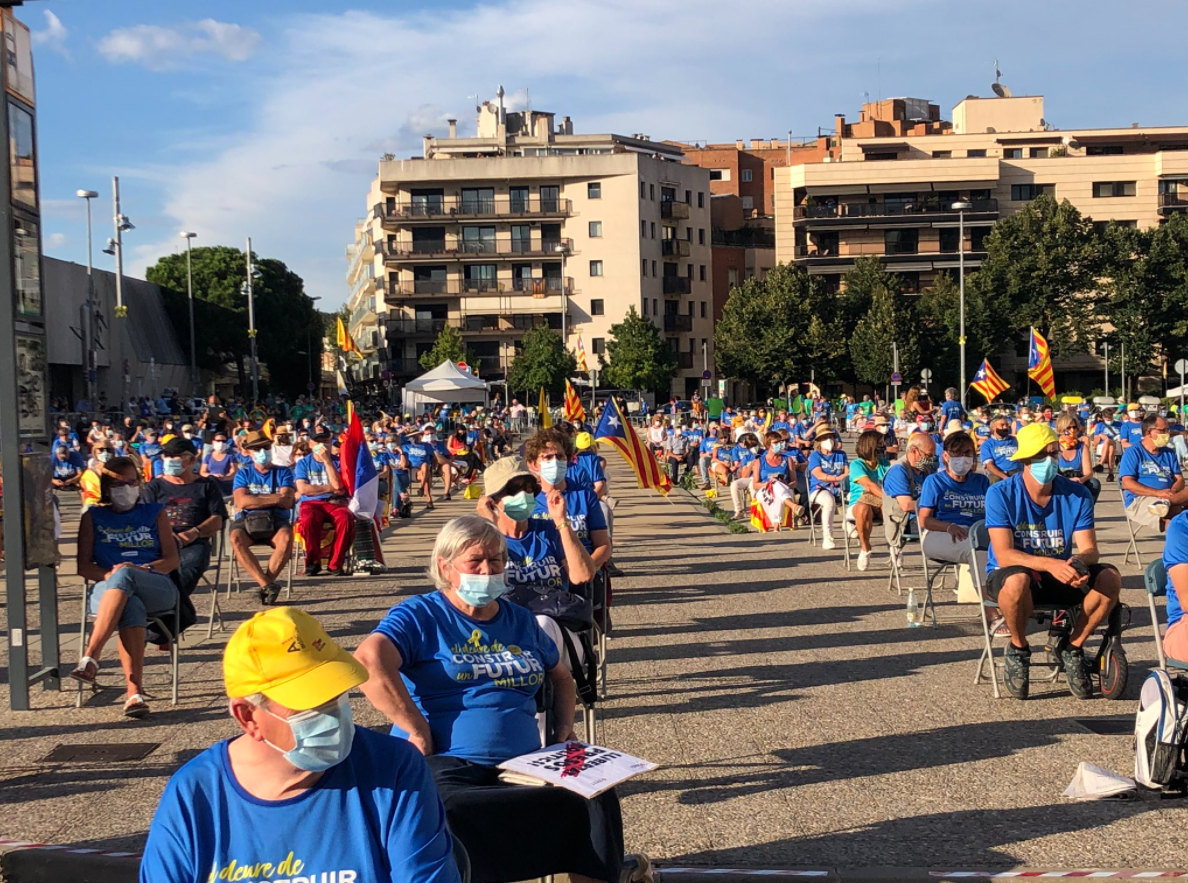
[
  {"left": 140, "top": 608, "right": 460, "bottom": 883},
  {"left": 983, "top": 423, "right": 1121, "bottom": 700}
]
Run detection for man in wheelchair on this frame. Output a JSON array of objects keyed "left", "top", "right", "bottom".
[{"left": 984, "top": 423, "right": 1122, "bottom": 700}]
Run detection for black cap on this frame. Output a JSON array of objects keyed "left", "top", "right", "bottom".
[
  {"left": 161, "top": 437, "right": 196, "bottom": 457},
  {"left": 312, "top": 425, "right": 332, "bottom": 441}
]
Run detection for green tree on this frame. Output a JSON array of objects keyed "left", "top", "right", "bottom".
[
  {"left": 849, "top": 282, "right": 919, "bottom": 387},
  {"left": 418, "top": 324, "right": 477, "bottom": 372},
  {"left": 916, "top": 271, "right": 998, "bottom": 388},
  {"left": 507, "top": 324, "right": 577, "bottom": 400},
  {"left": 600, "top": 307, "right": 677, "bottom": 395},
  {"left": 147, "top": 245, "right": 322, "bottom": 400}
]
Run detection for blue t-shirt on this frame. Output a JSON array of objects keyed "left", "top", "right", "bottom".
[
  {"left": 734, "top": 444, "right": 759, "bottom": 470},
  {"left": 404, "top": 440, "right": 448, "bottom": 469},
  {"left": 139, "top": 727, "right": 459, "bottom": 883},
  {"left": 294, "top": 454, "right": 341, "bottom": 502},
  {"left": 503, "top": 519, "right": 569, "bottom": 600},
  {"left": 698, "top": 435, "right": 718, "bottom": 456},
  {"left": 231, "top": 464, "right": 296, "bottom": 521},
  {"left": 808, "top": 450, "right": 847, "bottom": 496},
  {"left": 532, "top": 485, "right": 607, "bottom": 553},
  {"left": 974, "top": 422, "right": 992, "bottom": 440},
  {"left": 981, "top": 435, "right": 1021, "bottom": 475},
  {"left": 940, "top": 400, "right": 965, "bottom": 425},
  {"left": 771, "top": 421, "right": 790, "bottom": 433},
  {"left": 53, "top": 452, "right": 86, "bottom": 480},
  {"left": 1093, "top": 420, "right": 1119, "bottom": 440},
  {"left": 919, "top": 471, "right": 989, "bottom": 528},
  {"left": 1163, "top": 512, "right": 1188, "bottom": 629},
  {"left": 141, "top": 442, "right": 162, "bottom": 461},
  {"left": 984, "top": 474, "right": 1094, "bottom": 573},
  {"left": 374, "top": 592, "right": 559, "bottom": 766},
  {"left": 1121, "top": 421, "right": 1144, "bottom": 447},
  {"left": 884, "top": 462, "right": 932, "bottom": 502},
  {"left": 1119, "top": 443, "right": 1182, "bottom": 507},
  {"left": 568, "top": 451, "right": 606, "bottom": 490},
  {"left": 1058, "top": 443, "right": 1085, "bottom": 477},
  {"left": 88, "top": 502, "right": 164, "bottom": 569}
]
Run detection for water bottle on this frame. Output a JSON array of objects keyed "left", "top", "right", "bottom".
[{"left": 906, "top": 588, "right": 920, "bottom": 627}]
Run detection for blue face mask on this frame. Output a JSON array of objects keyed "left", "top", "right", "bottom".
[
  {"left": 263, "top": 694, "right": 355, "bottom": 772},
  {"left": 539, "top": 458, "right": 567, "bottom": 486},
  {"left": 500, "top": 491, "right": 536, "bottom": 521},
  {"left": 1028, "top": 455, "right": 1058, "bottom": 484},
  {"left": 454, "top": 570, "right": 507, "bottom": 607},
  {"left": 253, "top": 449, "right": 272, "bottom": 466},
  {"left": 162, "top": 457, "right": 186, "bottom": 476}
]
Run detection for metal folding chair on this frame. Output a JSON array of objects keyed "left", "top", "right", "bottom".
[
  {"left": 1144, "top": 559, "right": 1188, "bottom": 674},
  {"left": 1119, "top": 479, "right": 1146, "bottom": 567},
  {"left": 968, "top": 522, "right": 1002, "bottom": 698}
]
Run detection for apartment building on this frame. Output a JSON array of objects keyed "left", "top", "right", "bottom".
[
  {"left": 674, "top": 136, "right": 830, "bottom": 219},
  {"left": 344, "top": 219, "right": 382, "bottom": 386},
  {"left": 358, "top": 88, "right": 714, "bottom": 397}
]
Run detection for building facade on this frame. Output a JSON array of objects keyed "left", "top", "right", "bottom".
[
  {"left": 359, "top": 90, "right": 714, "bottom": 397},
  {"left": 344, "top": 219, "right": 382, "bottom": 387}
]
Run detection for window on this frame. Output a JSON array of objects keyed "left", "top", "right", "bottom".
[
  {"left": 741, "top": 169, "right": 753, "bottom": 182},
  {"left": 686, "top": 263, "right": 694, "bottom": 279},
  {"left": 1093, "top": 220, "right": 1138, "bottom": 233},
  {"left": 742, "top": 196, "right": 753, "bottom": 210},
  {"left": 591, "top": 298, "right": 605, "bottom": 316},
  {"left": 864, "top": 152, "right": 898, "bottom": 161},
  {"left": 1029, "top": 147, "right": 1049, "bottom": 158},
  {"left": 588, "top": 182, "right": 601, "bottom": 199},
  {"left": 698, "top": 228, "right": 705, "bottom": 245},
  {"left": 640, "top": 182, "right": 646, "bottom": 199},
  {"left": 641, "top": 258, "right": 647, "bottom": 277},
  {"left": 640, "top": 220, "right": 646, "bottom": 237},
  {"left": 1004, "top": 148, "right": 1023, "bottom": 159},
  {"left": 939, "top": 227, "right": 961, "bottom": 253},
  {"left": 589, "top": 260, "right": 603, "bottom": 277},
  {"left": 592, "top": 337, "right": 605, "bottom": 354},
  {"left": 709, "top": 169, "right": 726, "bottom": 181},
  {"left": 1011, "top": 183, "right": 1053, "bottom": 201},
  {"left": 651, "top": 222, "right": 656, "bottom": 239},
  {"left": 589, "top": 221, "right": 603, "bottom": 237},
  {"left": 1092, "top": 181, "right": 1136, "bottom": 198},
  {"left": 697, "top": 192, "right": 705, "bottom": 208},
  {"left": 653, "top": 298, "right": 658, "bottom": 315},
  {"left": 539, "top": 185, "right": 560, "bottom": 212},
  {"left": 1088, "top": 144, "right": 1125, "bottom": 156},
  {"left": 508, "top": 186, "right": 529, "bottom": 214},
  {"left": 685, "top": 190, "right": 692, "bottom": 204},
  {"left": 967, "top": 149, "right": 987, "bottom": 158},
  {"left": 460, "top": 187, "right": 495, "bottom": 214},
  {"left": 642, "top": 299, "right": 648, "bottom": 316},
  {"left": 649, "top": 183, "right": 655, "bottom": 201},
  {"left": 700, "top": 301, "right": 707, "bottom": 319},
  {"left": 686, "top": 227, "right": 693, "bottom": 242},
  {"left": 651, "top": 260, "right": 657, "bottom": 276},
  {"left": 932, "top": 150, "right": 952, "bottom": 159},
  {"left": 687, "top": 300, "right": 695, "bottom": 316},
  {"left": 884, "top": 228, "right": 918, "bottom": 255},
  {"left": 728, "top": 268, "right": 739, "bottom": 286},
  {"left": 970, "top": 226, "right": 991, "bottom": 251},
  {"left": 896, "top": 272, "right": 921, "bottom": 294},
  {"left": 699, "top": 265, "right": 707, "bottom": 281}
]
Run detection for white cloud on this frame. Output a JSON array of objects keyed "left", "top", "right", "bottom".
[
  {"left": 31, "top": 10, "right": 69, "bottom": 58},
  {"left": 97, "top": 19, "right": 261, "bottom": 71},
  {"left": 45, "top": 232, "right": 68, "bottom": 251}
]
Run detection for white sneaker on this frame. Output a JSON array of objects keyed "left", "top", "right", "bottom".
[
  {"left": 1149, "top": 499, "right": 1171, "bottom": 519},
  {"left": 845, "top": 519, "right": 858, "bottom": 540},
  {"left": 857, "top": 550, "right": 871, "bottom": 571},
  {"left": 822, "top": 536, "right": 836, "bottom": 551}
]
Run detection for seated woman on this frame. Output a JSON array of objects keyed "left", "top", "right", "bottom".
[
  {"left": 79, "top": 438, "right": 114, "bottom": 511},
  {"left": 199, "top": 431, "right": 238, "bottom": 496},
  {"left": 1056, "top": 412, "right": 1101, "bottom": 503},
  {"left": 740, "top": 431, "right": 801, "bottom": 531},
  {"left": 807, "top": 428, "right": 847, "bottom": 550},
  {"left": 728, "top": 432, "right": 761, "bottom": 519},
  {"left": 71, "top": 456, "right": 180, "bottom": 719},
  {"left": 846, "top": 429, "right": 890, "bottom": 561},
  {"left": 709, "top": 428, "right": 735, "bottom": 487},
  {"left": 355, "top": 515, "right": 646, "bottom": 883}
]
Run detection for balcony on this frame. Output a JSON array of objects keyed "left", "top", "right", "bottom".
[
  {"left": 791, "top": 243, "right": 989, "bottom": 269},
  {"left": 458, "top": 312, "right": 564, "bottom": 334},
  {"left": 381, "top": 237, "right": 573, "bottom": 262},
  {"left": 663, "top": 314, "right": 693, "bottom": 332},
  {"left": 660, "top": 200, "right": 691, "bottom": 220},
  {"left": 661, "top": 239, "right": 691, "bottom": 257},
  {"left": 1159, "top": 193, "right": 1188, "bottom": 214},
  {"left": 384, "top": 276, "right": 574, "bottom": 299},
  {"left": 374, "top": 196, "right": 572, "bottom": 224},
  {"left": 793, "top": 197, "right": 999, "bottom": 223},
  {"left": 386, "top": 317, "right": 456, "bottom": 336},
  {"left": 662, "top": 276, "right": 691, "bottom": 295},
  {"left": 675, "top": 351, "right": 694, "bottom": 369},
  {"left": 511, "top": 276, "right": 571, "bottom": 295}
]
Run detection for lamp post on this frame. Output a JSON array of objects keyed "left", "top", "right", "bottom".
[
  {"left": 76, "top": 189, "right": 99, "bottom": 411},
  {"left": 245, "top": 237, "right": 259, "bottom": 402},
  {"left": 103, "top": 177, "right": 133, "bottom": 403},
  {"left": 179, "top": 231, "right": 198, "bottom": 398},
  {"left": 554, "top": 242, "right": 568, "bottom": 345},
  {"left": 951, "top": 200, "right": 972, "bottom": 408}
]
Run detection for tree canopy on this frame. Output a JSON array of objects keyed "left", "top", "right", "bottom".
[
  {"left": 507, "top": 324, "right": 577, "bottom": 399},
  {"left": 418, "top": 324, "right": 476, "bottom": 373},
  {"left": 600, "top": 307, "right": 677, "bottom": 395}
]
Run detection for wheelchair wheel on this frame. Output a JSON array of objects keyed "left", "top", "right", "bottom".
[{"left": 1097, "top": 639, "right": 1129, "bottom": 700}]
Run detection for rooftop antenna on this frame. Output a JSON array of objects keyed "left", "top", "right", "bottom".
[{"left": 991, "top": 60, "right": 1013, "bottom": 98}]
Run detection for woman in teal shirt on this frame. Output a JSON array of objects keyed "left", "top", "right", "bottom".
[{"left": 847, "top": 430, "right": 890, "bottom": 569}]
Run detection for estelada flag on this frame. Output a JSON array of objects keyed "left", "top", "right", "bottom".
[
  {"left": 1027, "top": 327, "right": 1056, "bottom": 398},
  {"left": 575, "top": 336, "right": 589, "bottom": 373},
  {"left": 594, "top": 396, "right": 671, "bottom": 495},
  {"left": 971, "top": 359, "right": 1009, "bottom": 403},
  {"left": 564, "top": 379, "right": 586, "bottom": 424},
  {"left": 336, "top": 316, "right": 359, "bottom": 356},
  {"left": 538, "top": 387, "right": 552, "bottom": 429}
]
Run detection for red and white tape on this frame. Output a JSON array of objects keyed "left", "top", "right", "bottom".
[{"left": 0, "top": 839, "right": 140, "bottom": 859}]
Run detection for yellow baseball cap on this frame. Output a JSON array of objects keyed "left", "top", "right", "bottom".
[
  {"left": 223, "top": 607, "right": 368, "bottom": 710},
  {"left": 1010, "top": 423, "right": 1058, "bottom": 461},
  {"left": 575, "top": 431, "right": 595, "bottom": 450}
]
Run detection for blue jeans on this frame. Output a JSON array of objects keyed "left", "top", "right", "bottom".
[
  {"left": 698, "top": 455, "right": 712, "bottom": 484},
  {"left": 88, "top": 567, "right": 178, "bottom": 630}
]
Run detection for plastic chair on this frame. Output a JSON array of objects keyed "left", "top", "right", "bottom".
[{"left": 1144, "top": 559, "right": 1188, "bottom": 673}]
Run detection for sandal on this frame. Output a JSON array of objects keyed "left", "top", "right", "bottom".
[
  {"left": 123, "top": 693, "right": 150, "bottom": 719},
  {"left": 987, "top": 616, "right": 1011, "bottom": 638},
  {"left": 70, "top": 656, "right": 98, "bottom": 685}
]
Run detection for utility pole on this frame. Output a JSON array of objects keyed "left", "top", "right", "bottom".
[
  {"left": 1103, "top": 341, "right": 1109, "bottom": 399},
  {"left": 246, "top": 237, "right": 259, "bottom": 402},
  {"left": 180, "top": 231, "right": 198, "bottom": 398},
  {"left": 76, "top": 190, "right": 98, "bottom": 411}
]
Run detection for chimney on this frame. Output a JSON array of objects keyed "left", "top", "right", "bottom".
[
  {"left": 835, "top": 114, "right": 846, "bottom": 137},
  {"left": 735, "top": 139, "right": 744, "bottom": 149},
  {"left": 448, "top": 118, "right": 457, "bottom": 138}
]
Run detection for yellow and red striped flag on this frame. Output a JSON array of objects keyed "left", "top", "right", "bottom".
[
  {"left": 564, "top": 379, "right": 586, "bottom": 424},
  {"left": 575, "top": 336, "right": 589, "bottom": 372},
  {"left": 1027, "top": 328, "right": 1056, "bottom": 398},
  {"left": 336, "top": 316, "right": 359, "bottom": 356},
  {"left": 971, "top": 359, "right": 1009, "bottom": 403},
  {"left": 594, "top": 396, "right": 671, "bottom": 495}
]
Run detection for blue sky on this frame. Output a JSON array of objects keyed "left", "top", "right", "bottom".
[{"left": 28, "top": 0, "right": 1188, "bottom": 307}]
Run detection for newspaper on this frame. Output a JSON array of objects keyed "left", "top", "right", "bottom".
[{"left": 497, "top": 741, "right": 657, "bottom": 799}]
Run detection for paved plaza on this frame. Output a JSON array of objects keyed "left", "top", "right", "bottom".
[{"left": 0, "top": 462, "right": 1186, "bottom": 873}]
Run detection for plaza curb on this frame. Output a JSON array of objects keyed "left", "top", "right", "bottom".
[{"left": 0, "top": 841, "right": 136, "bottom": 883}]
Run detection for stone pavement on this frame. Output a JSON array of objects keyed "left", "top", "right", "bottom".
[{"left": 0, "top": 461, "right": 1186, "bottom": 872}]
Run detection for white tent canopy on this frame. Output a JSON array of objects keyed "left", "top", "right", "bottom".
[
  {"left": 1166, "top": 385, "right": 1187, "bottom": 399},
  {"left": 401, "top": 360, "right": 488, "bottom": 413}
]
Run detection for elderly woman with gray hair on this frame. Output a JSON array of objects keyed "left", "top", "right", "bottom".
[{"left": 354, "top": 515, "right": 647, "bottom": 883}]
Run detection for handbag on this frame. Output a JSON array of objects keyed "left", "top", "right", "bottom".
[{"left": 243, "top": 468, "right": 279, "bottom": 540}]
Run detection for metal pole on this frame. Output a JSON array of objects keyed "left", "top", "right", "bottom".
[
  {"left": 112, "top": 177, "right": 124, "bottom": 316},
  {"left": 246, "top": 237, "right": 258, "bottom": 402},
  {"left": 185, "top": 236, "right": 197, "bottom": 398},
  {"left": 1121, "top": 342, "right": 1126, "bottom": 404},
  {"left": 84, "top": 197, "right": 95, "bottom": 411},
  {"left": 958, "top": 208, "right": 966, "bottom": 408},
  {"left": 1104, "top": 341, "right": 1109, "bottom": 398},
  {"left": 560, "top": 249, "right": 567, "bottom": 345},
  {"left": 1180, "top": 363, "right": 1185, "bottom": 420}
]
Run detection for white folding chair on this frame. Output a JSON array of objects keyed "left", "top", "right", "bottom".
[
  {"left": 1145, "top": 559, "right": 1188, "bottom": 674},
  {"left": 969, "top": 522, "right": 1001, "bottom": 698},
  {"left": 1119, "top": 480, "right": 1145, "bottom": 567}
]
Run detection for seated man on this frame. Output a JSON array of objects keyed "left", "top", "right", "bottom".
[
  {"left": 1119, "top": 412, "right": 1187, "bottom": 530},
  {"left": 984, "top": 423, "right": 1121, "bottom": 700},
  {"left": 294, "top": 429, "right": 354, "bottom": 576},
  {"left": 230, "top": 430, "right": 296, "bottom": 607},
  {"left": 142, "top": 437, "right": 227, "bottom": 640},
  {"left": 882, "top": 432, "right": 937, "bottom": 549},
  {"left": 1163, "top": 511, "right": 1188, "bottom": 662},
  {"left": 140, "top": 606, "right": 460, "bottom": 883},
  {"left": 980, "top": 414, "right": 1021, "bottom": 483},
  {"left": 918, "top": 430, "right": 988, "bottom": 567},
  {"left": 404, "top": 425, "right": 453, "bottom": 511},
  {"left": 52, "top": 443, "right": 86, "bottom": 499}
]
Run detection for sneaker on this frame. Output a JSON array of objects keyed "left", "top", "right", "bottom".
[
  {"left": 258, "top": 582, "right": 281, "bottom": 607},
  {"left": 606, "top": 561, "right": 625, "bottom": 578},
  {"left": 303, "top": 562, "right": 322, "bottom": 577},
  {"left": 845, "top": 519, "right": 858, "bottom": 540},
  {"left": 1061, "top": 644, "right": 1094, "bottom": 699},
  {"left": 857, "top": 550, "right": 871, "bottom": 571},
  {"left": 1106, "top": 472, "right": 1115, "bottom": 482},
  {"left": 1003, "top": 643, "right": 1031, "bottom": 700}
]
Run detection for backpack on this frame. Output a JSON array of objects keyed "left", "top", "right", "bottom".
[{"left": 1134, "top": 669, "right": 1188, "bottom": 790}]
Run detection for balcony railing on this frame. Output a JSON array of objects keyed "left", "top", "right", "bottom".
[
  {"left": 382, "top": 237, "right": 573, "bottom": 260},
  {"left": 661, "top": 239, "right": 691, "bottom": 257},
  {"left": 662, "top": 276, "right": 691, "bottom": 295},
  {"left": 884, "top": 241, "right": 919, "bottom": 255},
  {"left": 675, "top": 351, "right": 695, "bottom": 369},
  {"left": 458, "top": 313, "right": 564, "bottom": 333},
  {"left": 374, "top": 196, "right": 572, "bottom": 222},
  {"left": 660, "top": 200, "right": 691, "bottom": 220},
  {"left": 663, "top": 314, "right": 693, "bottom": 332},
  {"left": 386, "top": 317, "right": 455, "bottom": 336},
  {"left": 793, "top": 197, "right": 998, "bottom": 220},
  {"left": 512, "top": 276, "right": 569, "bottom": 294},
  {"left": 384, "top": 276, "right": 573, "bottom": 298},
  {"left": 1159, "top": 193, "right": 1188, "bottom": 211}
]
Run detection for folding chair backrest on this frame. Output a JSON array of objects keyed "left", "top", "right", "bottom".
[
  {"left": 1146, "top": 559, "right": 1169, "bottom": 598},
  {"left": 969, "top": 520, "right": 990, "bottom": 552}
]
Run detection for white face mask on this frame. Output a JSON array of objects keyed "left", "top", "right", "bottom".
[
  {"left": 948, "top": 456, "right": 974, "bottom": 477},
  {"left": 821, "top": 439, "right": 835, "bottom": 454},
  {"left": 109, "top": 485, "right": 139, "bottom": 510}
]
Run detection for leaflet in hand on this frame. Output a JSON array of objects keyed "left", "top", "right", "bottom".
[{"left": 497, "top": 742, "right": 657, "bottom": 799}]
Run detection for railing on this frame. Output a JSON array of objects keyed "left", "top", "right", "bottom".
[
  {"left": 512, "top": 276, "right": 570, "bottom": 294},
  {"left": 793, "top": 197, "right": 998, "bottom": 220},
  {"left": 675, "top": 352, "right": 695, "bottom": 369},
  {"left": 662, "top": 276, "right": 691, "bottom": 295},
  {"left": 381, "top": 237, "right": 573, "bottom": 259},
  {"left": 660, "top": 200, "right": 691, "bottom": 220},
  {"left": 664, "top": 314, "right": 693, "bottom": 332},
  {"left": 793, "top": 244, "right": 987, "bottom": 259},
  {"left": 384, "top": 276, "right": 573, "bottom": 298},
  {"left": 661, "top": 239, "right": 691, "bottom": 257},
  {"left": 1159, "top": 194, "right": 1188, "bottom": 210},
  {"left": 387, "top": 318, "right": 454, "bottom": 335},
  {"left": 348, "top": 265, "right": 375, "bottom": 302},
  {"left": 374, "top": 196, "right": 572, "bottom": 221},
  {"left": 884, "top": 241, "right": 919, "bottom": 255},
  {"left": 458, "top": 313, "right": 563, "bottom": 333}
]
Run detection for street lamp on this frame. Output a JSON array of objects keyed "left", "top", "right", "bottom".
[
  {"left": 951, "top": 200, "right": 972, "bottom": 407},
  {"left": 179, "top": 231, "right": 198, "bottom": 399},
  {"left": 244, "top": 237, "right": 262, "bottom": 402},
  {"left": 76, "top": 189, "right": 99, "bottom": 412},
  {"left": 554, "top": 242, "right": 568, "bottom": 344}
]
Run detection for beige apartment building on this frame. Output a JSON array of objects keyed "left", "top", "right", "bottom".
[{"left": 354, "top": 89, "right": 715, "bottom": 397}]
